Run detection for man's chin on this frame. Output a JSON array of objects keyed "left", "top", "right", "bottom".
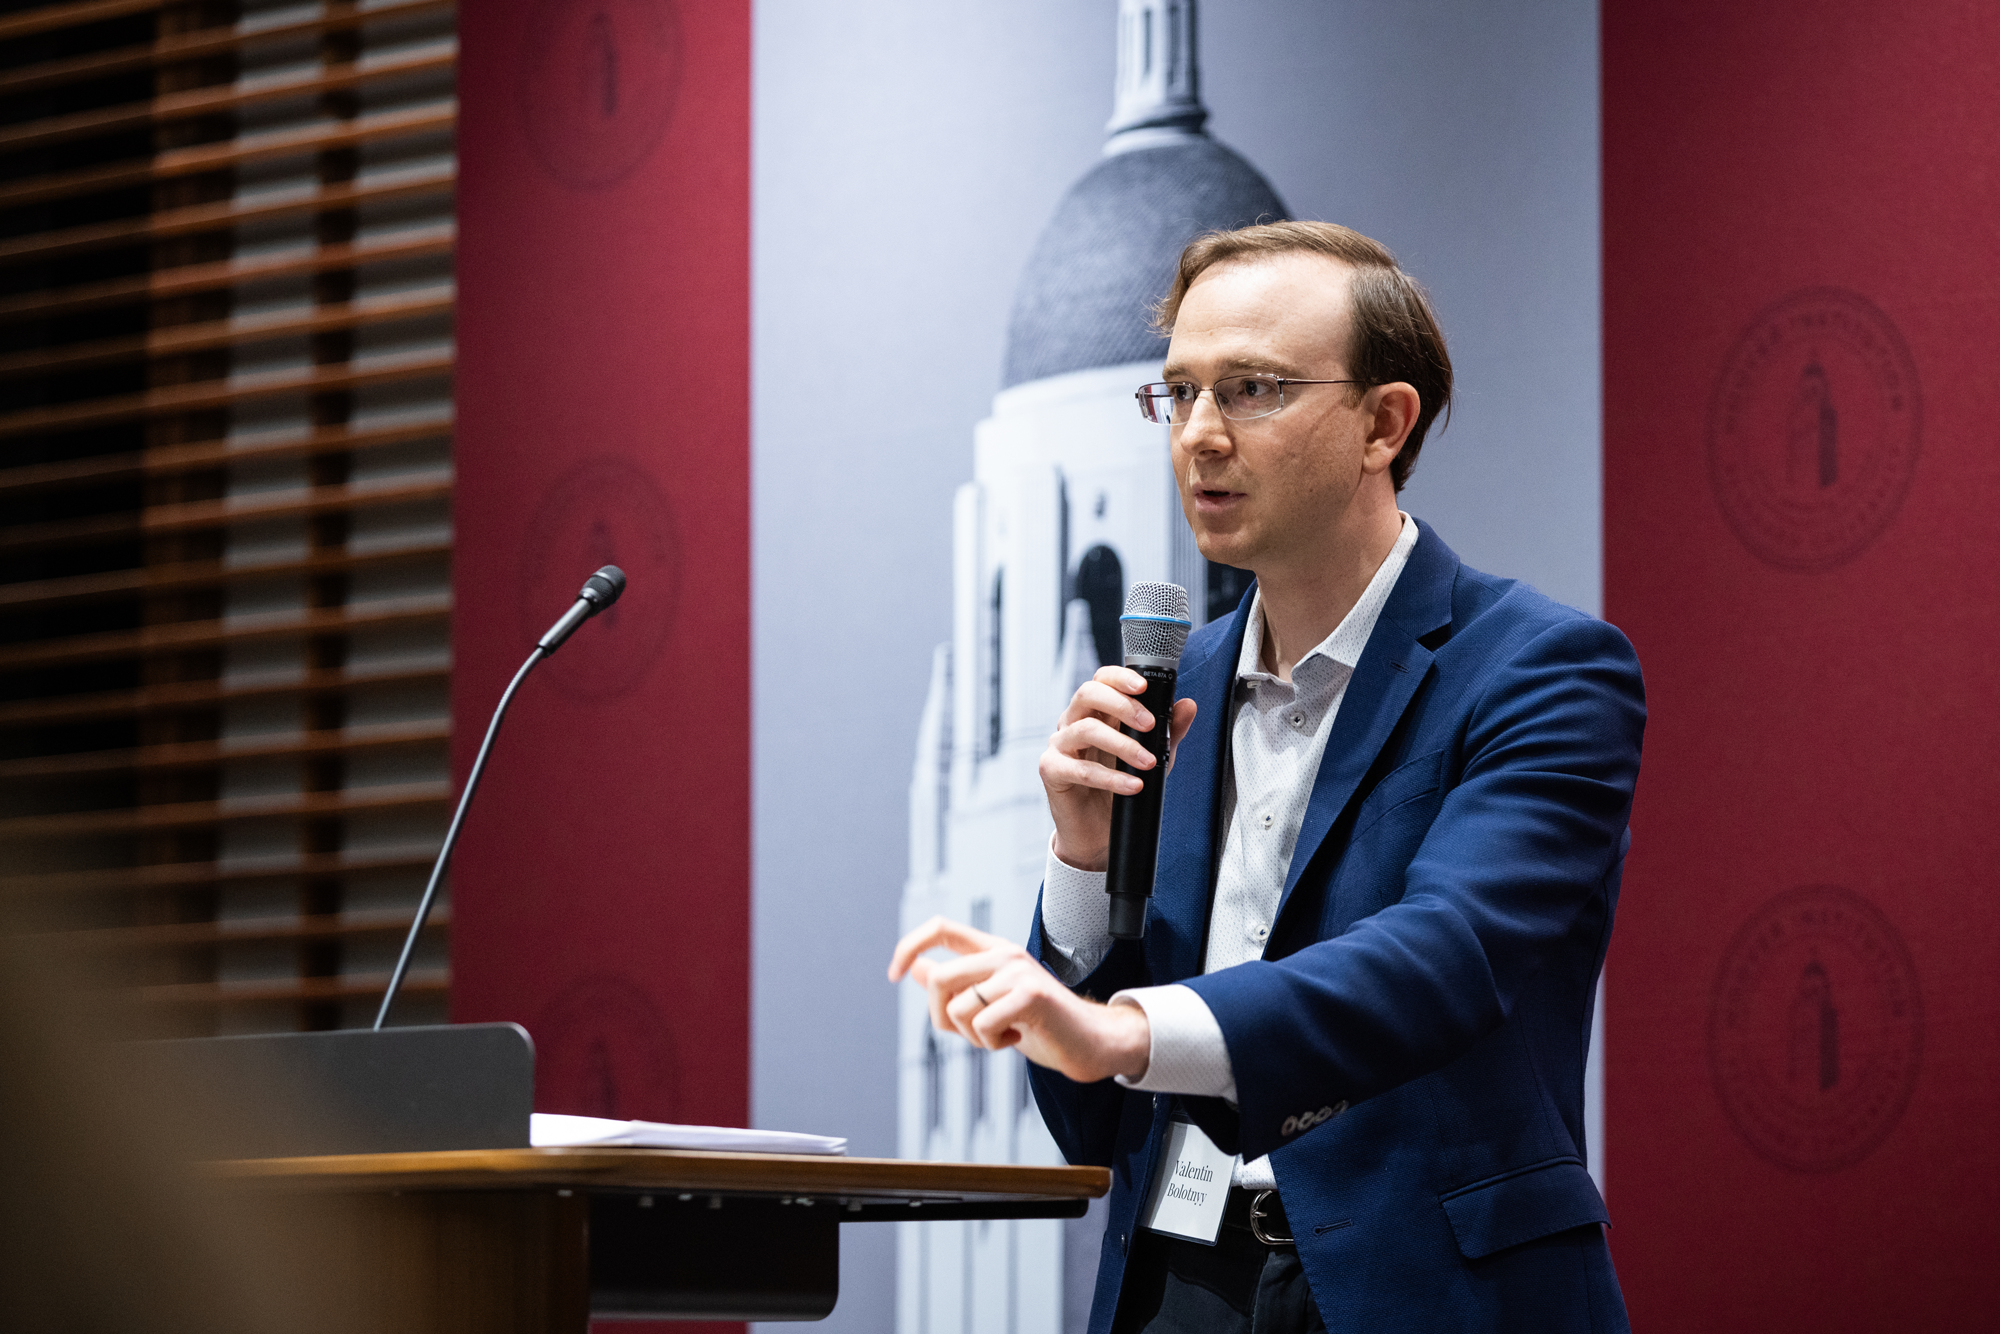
[{"left": 1192, "top": 530, "right": 1256, "bottom": 570}]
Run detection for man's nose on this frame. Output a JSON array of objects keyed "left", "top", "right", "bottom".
[{"left": 1177, "top": 388, "right": 1233, "bottom": 454}]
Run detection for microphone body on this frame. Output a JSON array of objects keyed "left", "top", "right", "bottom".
[
  {"left": 539, "top": 565, "right": 627, "bottom": 653},
  {"left": 1105, "top": 582, "right": 1192, "bottom": 940}
]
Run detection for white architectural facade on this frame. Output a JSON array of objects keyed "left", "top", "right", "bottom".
[
  {"left": 898, "top": 4, "right": 1287, "bottom": 1330},
  {"left": 898, "top": 364, "right": 1176, "bottom": 1334}
]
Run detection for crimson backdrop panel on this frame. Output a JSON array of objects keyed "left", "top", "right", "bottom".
[
  {"left": 452, "top": 5, "right": 749, "bottom": 1323},
  {"left": 1603, "top": 3, "right": 2000, "bottom": 1328}
]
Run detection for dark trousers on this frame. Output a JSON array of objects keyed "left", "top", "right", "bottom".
[{"left": 1110, "top": 1218, "right": 1326, "bottom": 1334}]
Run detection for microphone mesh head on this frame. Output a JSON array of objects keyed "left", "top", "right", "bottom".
[{"left": 1120, "top": 581, "right": 1192, "bottom": 662}]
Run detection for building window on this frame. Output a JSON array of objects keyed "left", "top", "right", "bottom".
[
  {"left": 924, "top": 1031, "right": 945, "bottom": 1138},
  {"left": 1074, "top": 545, "right": 1125, "bottom": 670},
  {"left": 987, "top": 570, "right": 1004, "bottom": 756},
  {"left": 1057, "top": 474, "right": 1071, "bottom": 648}
]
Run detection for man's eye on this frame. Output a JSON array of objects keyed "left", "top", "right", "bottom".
[
  {"left": 1171, "top": 384, "right": 1198, "bottom": 402},
  {"left": 1240, "top": 379, "right": 1274, "bottom": 399}
]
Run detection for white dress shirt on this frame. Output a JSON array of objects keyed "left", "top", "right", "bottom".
[{"left": 1040, "top": 513, "right": 1419, "bottom": 1189}]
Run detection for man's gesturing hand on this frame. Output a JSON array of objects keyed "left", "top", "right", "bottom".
[
  {"left": 888, "top": 916, "right": 1150, "bottom": 1085},
  {"left": 1039, "top": 666, "right": 1198, "bottom": 873}
]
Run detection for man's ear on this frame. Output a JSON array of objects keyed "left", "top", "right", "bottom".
[{"left": 1361, "top": 382, "right": 1420, "bottom": 477}]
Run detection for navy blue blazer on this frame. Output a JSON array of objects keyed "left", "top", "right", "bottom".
[{"left": 1028, "top": 521, "right": 1644, "bottom": 1334}]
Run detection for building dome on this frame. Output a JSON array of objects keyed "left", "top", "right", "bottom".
[
  {"left": 1003, "top": 0, "right": 1290, "bottom": 388},
  {"left": 1001, "top": 137, "right": 1287, "bottom": 389}
]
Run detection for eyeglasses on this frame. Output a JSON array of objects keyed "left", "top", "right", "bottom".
[{"left": 1134, "top": 374, "right": 1364, "bottom": 425}]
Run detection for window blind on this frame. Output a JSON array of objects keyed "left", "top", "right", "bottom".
[{"left": 0, "top": 0, "right": 457, "bottom": 1035}]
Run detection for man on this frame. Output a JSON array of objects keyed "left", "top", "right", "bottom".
[{"left": 890, "top": 221, "right": 1643, "bottom": 1333}]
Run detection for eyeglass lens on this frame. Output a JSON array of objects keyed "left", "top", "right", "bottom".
[{"left": 1137, "top": 375, "right": 1284, "bottom": 425}]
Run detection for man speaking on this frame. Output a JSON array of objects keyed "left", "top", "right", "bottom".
[{"left": 890, "top": 221, "right": 1644, "bottom": 1333}]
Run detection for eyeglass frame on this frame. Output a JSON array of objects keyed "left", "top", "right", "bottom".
[{"left": 1133, "top": 373, "right": 1369, "bottom": 426}]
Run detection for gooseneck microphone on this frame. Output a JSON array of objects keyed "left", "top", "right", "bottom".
[
  {"left": 374, "top": 565, "right": 628, "bottom": 1029},
  {"left": 1105, "top": 581, "right": 1192, "bottom": 940}
]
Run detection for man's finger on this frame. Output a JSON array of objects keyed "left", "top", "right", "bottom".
[
  {"left": 887, "top": 915, "right": 1005, "bottom": 981},
  {"left": 972, "top": 984, "right": 1036, "bottom": 1051},
  {"left": 1040, "top": 749, "right": 1144, "bottom": 797},
  {"left": 1054, "top": 717, "right": 1156, "bottom": 771},
  {"left": 927, "top": 953, "right": 983, "bottom": 1035},
  {"left": 1093, "top": 664, "right": 1148, "bottom": 693},
  {"left": 963, "top": 960, "right": 1053, "bottom": 1049},
  {"left": 925, "top": 947, "right": 1018, "bottom": 998},
  {"left": 1063, "top": 677, "right": 1155, "bottom": 731},
  {"left": 1163, "top": 698, "right": 1199, "bottom": 776},
  {"left": 941, "top": 957, "right": 1021, "bottom": 1044},
  {"left": 945, "top": 975, "right": 996, "bottom": 1044},
  {"left": 914, "top": 945, "right": 1025, "bottom": 1037}
]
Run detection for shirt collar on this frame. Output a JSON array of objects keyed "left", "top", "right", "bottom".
[{"left": 1234, "top": 512, "right": 1421, "bottom": 683}]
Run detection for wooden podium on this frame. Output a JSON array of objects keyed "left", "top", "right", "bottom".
[{"left": 218, "top": 1146, "right": 1109, "bottom": 1329}]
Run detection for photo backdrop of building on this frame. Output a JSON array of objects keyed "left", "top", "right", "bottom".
[{"left": 897, "top": 4, "right": 1287, "bottom": 1328}]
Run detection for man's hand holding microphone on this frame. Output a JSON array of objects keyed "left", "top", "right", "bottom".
[{"left": 888, "top": 585, "right": 1198, "bottom": 1085}]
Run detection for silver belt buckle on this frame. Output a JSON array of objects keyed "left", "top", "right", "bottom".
[{"left": 1247, "top": 1189, "right": 1293, "bottom": 1246}]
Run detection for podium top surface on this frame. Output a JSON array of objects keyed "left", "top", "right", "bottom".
[{"left": 216, "top": 1147, "right": 1110, "bottom": 1203}]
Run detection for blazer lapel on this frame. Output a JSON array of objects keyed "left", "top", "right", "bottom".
[
  {"left": 1273, "top": 522, "right": 1460, "bottom": 920},
  {"left": 1148, "top": 596, "right": 1250, "bottom": 983}
]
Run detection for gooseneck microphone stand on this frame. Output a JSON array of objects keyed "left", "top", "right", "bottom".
[{"left": 373, "top": 565, "right": 627, "bottom": 1030}]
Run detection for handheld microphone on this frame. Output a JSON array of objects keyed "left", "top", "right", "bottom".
[
  {"left": 1105, "top": 581, "right": 1192, "bottom": 940},
  {"left": 374, "top": 565, "right": 628, "bottom": 1029},
  {"left": 538, "top": 564, "right": 627, "bottom": 652}
]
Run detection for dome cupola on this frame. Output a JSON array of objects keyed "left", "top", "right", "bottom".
[{"left": 1001, "top": 0, "right": 1289, "bottom": 389}]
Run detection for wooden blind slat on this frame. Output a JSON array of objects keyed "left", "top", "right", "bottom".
[
  {"left": 0, "top": 781, "right": 451, "bottom": 842},
  {"left": 135, "top": 973, "right": 449, "bottom": 1008},
  {"left": 0, "top": 104, "right": 456, "bottom": 211},
  {"left": 0, "top": 540, "right": 451, "bottom": 612},
  {"left": 0, "top": 0, "right": 164, "bottom": 43},
  {"left": 0, "top": 665, "right": 450, "bottom": 731},
  {"left": 37, "top": 907, "right": 453, "bottom": 953},
  {"left": 0, "top": 597, "right": 450, "bottom": 672},
  {"left": 0, "top": 231, "right": 454, "bottom": 322},
  {"left": 0, "top": 169, "right": 455, "bottom": 266},
  {"left": 0, "top": 845, "right": 442, "bottom": 897},
  {"left": 0, "top": 419, "right": 451, "bottom": 497},
  {"left": 0, "top": 0, "right": 455, "bottom": 97},
  {"left": 0, "top": 476, "right": 452, "bottom": 552},
  {"left": 0, "top": 290, "right": 453, "bottom": 378},
  {"left": 0, "top": 353, "right": 453, "bottom": 439},
  {"left": 0, "top": 720, "right": 449, "bottom": 782},
  {"left": 0, "top": 46, "right": 455, "bottom": 154}
]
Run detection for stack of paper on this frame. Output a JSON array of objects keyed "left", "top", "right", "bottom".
[{"left": 530, "top": 1113, "right": 846, "bottom": 1156}]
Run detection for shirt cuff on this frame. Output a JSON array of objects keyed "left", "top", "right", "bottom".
[
  {"left": 1109, "top": 984, "right": 1237, "bottom": 1102},
  {"left": 1038, "top": 837, "right": 1113, "bottom": 984}
]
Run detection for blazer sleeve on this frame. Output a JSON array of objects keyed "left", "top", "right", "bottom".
[
  {"left": 1183, "top": 613, "right": 1645, "bottom": 1162},
  {"left": 1025, "top": 891, "right": 1153, "bottom": 1167}
]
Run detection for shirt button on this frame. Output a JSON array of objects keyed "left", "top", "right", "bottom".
[
  {"left": 1260, "top": 813, "right": 1274, "bottom": 830},
  {"left": 1251, "top": 924, "right": 1269, "bottom": 942},
  {"left": 1289, "top": 712, "right": 1304, "bottom": 727}
]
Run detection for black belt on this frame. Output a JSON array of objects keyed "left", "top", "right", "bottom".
[{"left": 1221, "top": 1187, "right": 1293, "bottom": 1246}]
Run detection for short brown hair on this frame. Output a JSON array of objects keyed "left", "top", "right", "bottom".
[{"left": 1155, "top": 221, "right": 1453, "bottom": 490}]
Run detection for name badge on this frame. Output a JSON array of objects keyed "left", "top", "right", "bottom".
[{"left": 1139, "top": 1119, "right": 1240, "bottom": 1246}]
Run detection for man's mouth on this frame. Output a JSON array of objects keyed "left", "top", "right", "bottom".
[{"left": 1191, "top": 484, "right": 1246, "bottom": 510}]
